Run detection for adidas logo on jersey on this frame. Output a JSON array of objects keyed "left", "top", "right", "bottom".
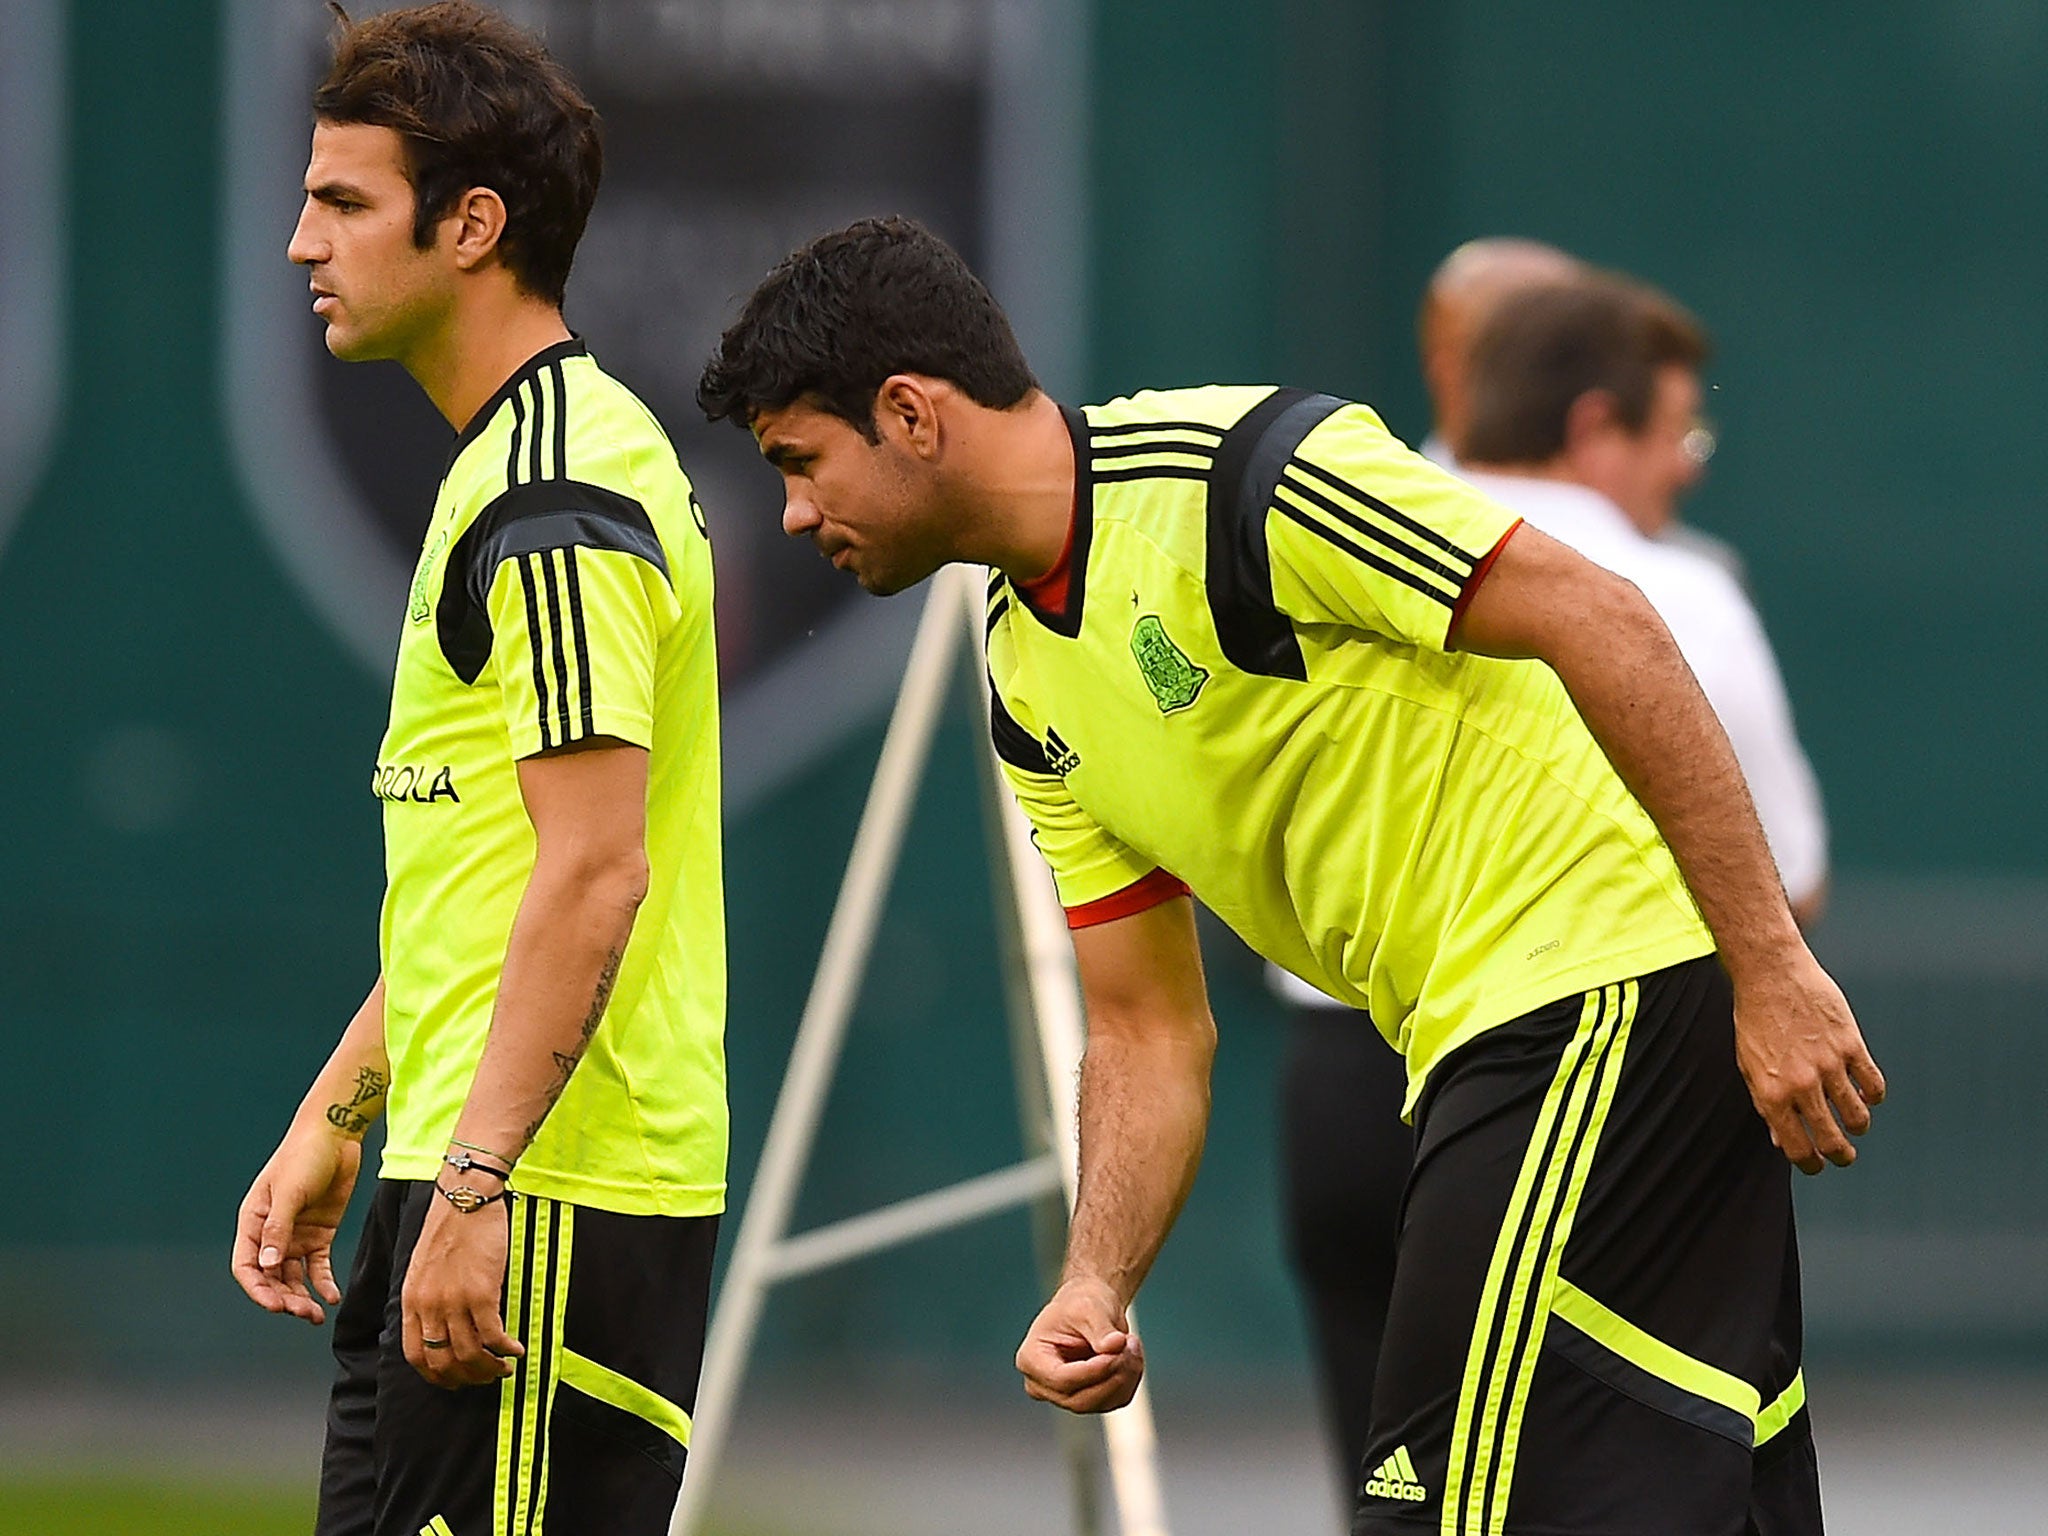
[
  {"left": 1045, "top": 726, "right": 1081, "bottom": 777},
  {"left": 1363, "top": 1444, "right": 1428, "bottom": 1503}
]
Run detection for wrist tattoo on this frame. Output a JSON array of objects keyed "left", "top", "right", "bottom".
[
  {"left": 522, "top": 945, "right": 623, "bottom": 1145},
  {"left": 324, "top": 1064, "right": 388, "bottom": 1138}
]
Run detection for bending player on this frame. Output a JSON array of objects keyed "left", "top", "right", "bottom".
[
  {"left": 230, "top": 8, "right": 725, "bottom": 1531},
  {"left": 698, "top": 217, "right": 1882, "bottom": 1535}
]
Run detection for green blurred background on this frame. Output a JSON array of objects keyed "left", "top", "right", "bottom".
[{"left": 2, "top": 6, "right": 2043, "bottom": 1506}]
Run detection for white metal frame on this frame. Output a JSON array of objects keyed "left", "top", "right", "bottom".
[{"left": 671, "top": 564, "right": 1169, "bottom": 1536}]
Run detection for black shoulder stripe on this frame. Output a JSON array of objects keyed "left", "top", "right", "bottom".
[
  {"left": 436, "top": 480, "right": 670, "bottom": 685},
  {"left": 506, "top": 388, "right": 527, "bottom": 488},
  {"left": 1277, "top": 467, "right": 1473, "bottom": 589},
  {"left": 986, "top": 592, "right": 1011, "bottom": 634},
  {"left": 516, "top": 552, "right": 555, "bottom": 748},
  {"left": 989, "top": 683, "right": 1055, "bottom": 775},
  {"left": 1093, "top": 465, "right": 1213, "bottom": 485},
  {"left": 526, "top": 377, "right": 546, "bottom": 486},
  {"left": 1091, "top": 439, "right": 1219, "bottom": 462},
  {"left": 540, "top": 549, "right": 574, "bottom": 745},
  {"left": 1089, "top": 419, "right": 1226, "bottom": 440},
  {"left": 550, "top": 360, "right": 569, "bottom": 481},
  {"left": 1204, "top": 388, "right": 1347, "bottom": 680},
  {"left": 562, "top": 545, "right": 596, "bottom": 738},
  {"left": 1272, "top": 497, "right": 1460, "bottom": 606},
  {"left": 1286, "top": 456, "right": 1480, "bottom": 566}
]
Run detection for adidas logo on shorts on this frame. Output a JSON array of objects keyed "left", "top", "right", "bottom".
[{"left": 1363, "top": 1444, "right": 1429, "bottom": 1503}]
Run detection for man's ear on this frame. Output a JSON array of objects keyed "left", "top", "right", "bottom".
[
  {"left": 1562, "top": 388, "right": 1623, "bottom": 454},
  {"left": 447, "top": 186, "right": 509, "bottom": 273},
  {"left": 875, "top": 375, "right": 943, "bottom": 460}
]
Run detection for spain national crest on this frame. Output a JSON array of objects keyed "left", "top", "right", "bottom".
[{"left": 1130, "top": 614, "right": 1208, "bottom": 713}]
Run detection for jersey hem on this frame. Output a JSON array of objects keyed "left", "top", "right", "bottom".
[
  {"left": 1400, "top": 926, "right": 1717, "bottom": 1116},
  {"left": 380, "top": 1150, "right": 726, "bottom": 1218},
  {"left": 508, "top": 704, "right": 655, "bottom": 760}
]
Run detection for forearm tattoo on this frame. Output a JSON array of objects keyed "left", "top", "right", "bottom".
[
  {"left": 522, "top": 945, "right": 623, "bottom": 1145},
  {"left": 324, "top": 1065, "right": 388, "bottom": 1138}
]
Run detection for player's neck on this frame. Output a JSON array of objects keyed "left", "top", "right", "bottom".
[
  {"left": 404, "top": 292, "right": 574, "bottom": 433},
  {"left": 957, "top": 390, "right": 1076, "bottom": 583}
]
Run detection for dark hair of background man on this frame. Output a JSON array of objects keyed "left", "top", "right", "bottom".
[{"left": 1462, "top": 276, "right": 1710, "bottom": 465}]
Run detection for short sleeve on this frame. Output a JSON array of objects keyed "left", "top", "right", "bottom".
[
  {"left": 485, "top": 540, "right": 668, "bottom": 757},
  {"left": 990, "top": 688, "right": 1157, "bottom": 907},
  {"left": 1266, "top": 405, "right": 1521, "bottom": 651}
]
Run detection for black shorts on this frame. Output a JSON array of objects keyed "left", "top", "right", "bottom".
[
  {"left": 317, "top": 1179, "right": 718, "bottom": 1536},
  {"left": 1355, "top": 956, "right": 1820, "bottom": 1536}
]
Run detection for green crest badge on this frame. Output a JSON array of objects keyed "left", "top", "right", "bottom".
[{"left": 1130, "top": 614, "right": 1208, "bottom": 713}]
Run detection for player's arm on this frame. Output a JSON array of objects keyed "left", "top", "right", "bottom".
[
  {"left": 401, "top": 738, "right": 649, "bottom": 1388},
  {"left": 231, "top": 977, "right": 389, "bottom": 1324},
  {"left": 1016, "top": 895, "right": 1217, "bottom": 1414},
  {"left": 1451, "top": 521, "right": 1883, "bottom": 1172}
]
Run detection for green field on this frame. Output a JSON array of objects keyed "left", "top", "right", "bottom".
[
  {"left": 0, "top": 1477, "right": 315, "bottom": 1535},
  {"left": 0, "top": 1477, "right": 780, "bottom": 1535}
]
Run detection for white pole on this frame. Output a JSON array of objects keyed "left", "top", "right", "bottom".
[
  {"left": 670, "top": 573, "right": 969, "bottom": 1536},
  {"left": 964, "top": 574, "right": 1174, "bottom": 1536}
]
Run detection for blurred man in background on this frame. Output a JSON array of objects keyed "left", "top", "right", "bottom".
[
  {"left": 1414, "top": 238, "right": 1583, "bottom": 470},
  {"left": 229, "top": 7, "right": 725, "bottom": 1532}
]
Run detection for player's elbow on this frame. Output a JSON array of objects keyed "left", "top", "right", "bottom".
[{"left": 536, "top": 840, "right": 650, "bottom": 914}]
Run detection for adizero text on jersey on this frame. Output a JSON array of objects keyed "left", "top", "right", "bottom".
[
  {"left": 377, "top": 339, "right": 726, "bottom": 1215},
  {"left": 985, "top": 386, "right": 1713, "bottom": 1106}
]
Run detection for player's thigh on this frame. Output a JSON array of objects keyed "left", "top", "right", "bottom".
[
  {"left": 364, "top": 1182, "right": 505, "bottom": 1536},
  {"left": 1361, "top": 960, "right": 1811, "bottom": 1535},
  {"left": 1358, "top": 989, "right": 1589, "bottom": 1532},
  {"left": 317, "top": 1179, "right": 407, "bottom": 1536},
  {"left": 539, "top": 1205, "right": 721, "bottom": 1535}
]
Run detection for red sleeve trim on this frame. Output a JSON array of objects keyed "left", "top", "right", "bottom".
[
  {"left": 1064, "top": 867, "right": 1191, "bottom": 930},
  {"left": 1446, "top": 517, "right": 1523, "bottom": 649}
]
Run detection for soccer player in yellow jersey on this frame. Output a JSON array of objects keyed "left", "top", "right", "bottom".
[
  {"left": 229, "top": 8, "right": 724, "bottom": 1532},
  {"left": 700, "top": 218, "right": 1884, "bottom": 1536}
]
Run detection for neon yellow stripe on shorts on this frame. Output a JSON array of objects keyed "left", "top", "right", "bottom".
[
  {"left": 1444, "top": 980, "right": 1638, "bottom": 1536},
  {"left": 1755, "top": 1371, "right": 1807, "bottom": 1446},
  {"left": 559, "top": 1348, "right": 695, "bottom": 1448},
  {"left": 1551, "top": 1277, "right": 1762, "bottom": 1425}
]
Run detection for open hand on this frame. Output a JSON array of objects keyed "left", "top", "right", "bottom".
[
  {"left": 1733, "top": 950, "right": 1886, "bottom": 1174},
  {"left": 402, "top": 1193, "right": 524, "bottom": 1389},
  {"left": 232, "top": 1129, "right": 361, "bottom": 1325},
  {"left": 1015, "top": 1276, "right": 1145, "bottom": 1414}
]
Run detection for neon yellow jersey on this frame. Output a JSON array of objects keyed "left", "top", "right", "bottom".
[
  {"left": 375, "top": 339, "right": 725, "bottom": 1215},
  {"left": 987, "top": 386, "right": 1712, "bottom": 1107}
]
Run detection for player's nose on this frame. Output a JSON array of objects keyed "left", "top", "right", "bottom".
[
  {"left": 782, "top": 495, "right": 821, "bottom": 539},
  {"left": 287, "top": 206, "right": 324, "bottom": 267}
]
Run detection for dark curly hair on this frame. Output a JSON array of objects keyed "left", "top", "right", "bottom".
[
  {"left": 697, "top": 217, "right": 1038, "bottom": 440},
  {"left": 315, "top": 2, "right": 602, "bottom": 308}
]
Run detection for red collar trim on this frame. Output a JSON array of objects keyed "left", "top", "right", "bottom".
[{"left": 1015, "top": 482, "right": 1079, "bottom": 616}]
